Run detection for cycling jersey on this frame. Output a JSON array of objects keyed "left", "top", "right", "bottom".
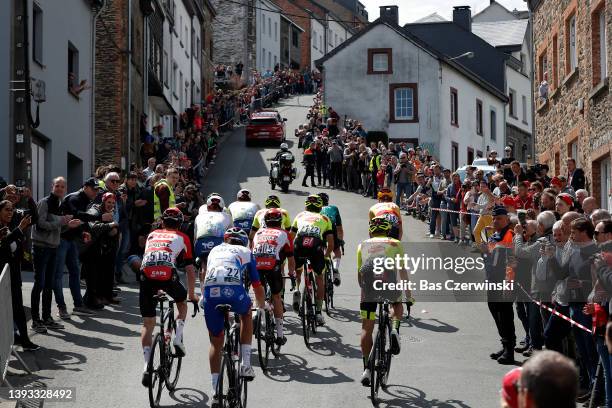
[
  {"left": 321, "top": 205, "right": 342, "bottom": 227},
  {"left": 251, "top": 208, "right": 291, "bottom": 231},
  {"left": 252, "top": 227, "right": 293, "bottom": 270},
  {"left": 194, "top": 211, "right": 233, "bottom": 259},
  {"left": 203, "top": 243, "right": 261, "bottom": 336},
  {"left": 141, "top": 229, "right": 194, "bottom": 281},
  {"left": 228, "top": 201, "right": 260, "bottom": 232},
  {"left": 291, "top": 211, "right": 333, "bottom": 240}
]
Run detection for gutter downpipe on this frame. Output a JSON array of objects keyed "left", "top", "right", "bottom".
[
  {"left": 126, "top": 0, "right": 132, "bottom": 171},
  {"left": 91, "top": 0, "right": 106, "bottom": 174}
]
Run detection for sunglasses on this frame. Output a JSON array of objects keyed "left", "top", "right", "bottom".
[
  {"left": 594, "top": 231, "right": 604, "bottom": 236},
  {"left": 108, "top": 179, "right": 120, "bottom": 184}
]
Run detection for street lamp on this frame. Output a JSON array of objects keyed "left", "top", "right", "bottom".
[{"left": 449, "top": 51, "right": 475, "bottom": 61}]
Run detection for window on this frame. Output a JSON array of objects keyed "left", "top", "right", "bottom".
[
  {"left": 274, "top": 22, "right": 278, "bottom": 41},
  {"left": 262, "top": 47, "right": 266, "bottom": 67},
  {"left": 509, "top": 89, "right": 517, "bottom": 118},
  {"left": 261, "top": 13, "right": 265, "bottom": 34},
  {"left": 191, "top": 28, "right": 195, "bottom": 56},
  {"left": 490, "top": 108, "right": 497, "bottom": 140},
  {"left": 67, "top": 42, "right": 79, "bottom": 94},
  {"left": 163, "top": 51, "right": 168, "bottom": 87},
  {"left": 451, "top": 143, "right": 459, "bottom": 170},
  {"left": 367, "top": 48, "right": 392, "bottom": 74},
  {"left": 593, "top": 5, "right": 608, "bottom": 85},
  {"left": 450, "top": 88, "right": 458, "bottom": 126},
  {"left": 569, "top": 141, "right": 578, "bottom": 164},
  {"left": 179, "top": 71, "right": 183, "bottom": 108},
  {"left": 180, "top": 15, "right": 183, "bottom": 43},
  {"left": 522, "top": 95, "right": 527, "bottom": 122},
  {"left": 328, "top": 28, "right": 333, "bottom": 46},
  {"left": 274, "top": 55, "right": 277, "bottom": 67},
  {"left": 185, "top": 26, "right": 189, "bottom": 53},
  {"left": 292, "top": 30, "right": 298, "bottom": 47},
  {"left": 476, "top": 99, "right": 483, "bottom": 136},
  {"left": 335, "top": 33, "right": 338, "bottom": 47},
  {"left": 268, "top": 51, "right": 271, "bottom": 70},
  {"left": 538, "top": 50, "right": 548, "bottom": 83},
  {"left": 196, "top": 37, "right": 200, "bottom": 62},
  {"left": 268, "top": 17, "right": 271, "bottom": 37},
  {"left": 520, "top": 52, "right": 525, "bottom": 74},
  {"left": 467, "top": 148, "right": 474, "bottom": 166},
  {"left": 313, "top": 30, "right": 317, "bottom": 50},
  {"left": 566, "top": 13, "right": 577, "bottom": 73},
  {"left": 172, "top": 61, "right": 177, "bottom": 97},
  {"left": 389, "top": 83, "right": 418, "bottom": 123},
  {"left": 319, "top": 35, "right": 322, "bottom": 51},
  {"left": 33, "top": 4, "right": 43, "bottom": 64}
]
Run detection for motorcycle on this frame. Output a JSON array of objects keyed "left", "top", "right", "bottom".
[{"left": 268, "top": 152, "right": 297, "bottom": 193}]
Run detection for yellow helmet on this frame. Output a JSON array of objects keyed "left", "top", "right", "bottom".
[
  {"left": 369, "top": 216, "right": 392, "bottom": 235},
  {"left": 377, "top": 187, "right": 394, "bottom": 202}
]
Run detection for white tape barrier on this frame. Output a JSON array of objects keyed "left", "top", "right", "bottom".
[{"left": 0, "top": 264, "right": 13, "bottom": 383}]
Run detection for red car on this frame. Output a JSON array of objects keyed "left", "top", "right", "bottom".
[{"left": 245, "top": 110, "right": 287, "bottom": 146}]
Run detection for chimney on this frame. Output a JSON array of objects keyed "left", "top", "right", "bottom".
[
  {"left": 453, "top": 6, "right": 471, "bottom": 31},
  {"left": 379, "top": 5, "right": 399, "bottom": 26}
]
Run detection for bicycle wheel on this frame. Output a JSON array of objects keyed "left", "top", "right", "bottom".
[
  {"left": 239, "top": 367, "right": 248, "bottom": 408},
  {"left": 268, "top": 311, "right": 280, "bottom": 357},
  {"left": 166, "top": 321, "right": 183, "bottom": 391},
  {"left": 381, "top": 319, "right": 393, "bottom": 389},
  {"left": 309, "top": 272, "right": 317, "bottom": 335},
  {"left": 369, "top": 331, "right": 381, "bottom": 404},
  {"left": 256, "top": 311, "right": 268, "bottom": 371},
  {"left": 323, "top": 267, "right": 331, "bottom": 316},
  {"left": 301, "top": 288, "right": 310, "bottom": 347},
  {"left": 217, "top": 353, "right": 230, "bottom": 408},
  {"left": 147, "top": 333, "right": 164, "bottom": 408}
]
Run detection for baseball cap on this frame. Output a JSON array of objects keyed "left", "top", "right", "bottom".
[
  {"left": 501, "top": 368, "right": 522, "bottom": 408},
  {"left": 83, "top": 177, "right": 100, "bottom": 189},
  {"left": 557, "top": 193, "right": 574, "bottom": 207},
  {"left": 493, "top": 205, "right": 509, "bottom": 216},
  {"left": 550, "top": 177, "right": 563, "bottom": 187}
]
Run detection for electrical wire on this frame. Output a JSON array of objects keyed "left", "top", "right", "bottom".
[{"left": 221, "top": 0, "right": 368, "bottom": 28}]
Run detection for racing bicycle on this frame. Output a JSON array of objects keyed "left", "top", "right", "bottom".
[
  {"left": 300, "top": 259, "right": 318, "bottom": 348},
  {"left": 214, "top": 304, "right": 248, "bottom": 408},
  {"left": 146, "top": 291, "right": 199, "bottom": 408},
  {"left": 368, "top": 301, "right": 394, "bottom": 405},
  {"left": 323, "top": 258, "right": 335, "bottom": 316}
]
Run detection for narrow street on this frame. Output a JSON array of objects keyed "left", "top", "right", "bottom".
[{"left": 14, "top": 96, "right": 522, "bottom": 408}]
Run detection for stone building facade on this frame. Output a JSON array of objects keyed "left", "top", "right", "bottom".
[
  {"left": 94, "top": 0, "right": 145, "bottom": 168},
  {"left": 528, "top": 0, "right": 611, "bottom": 210},
  {"left": 201, "top": 0, "right": 216, "bottom": 96},
  {"left": 210, "top": 0, "right": 256, "bottom": 83}
]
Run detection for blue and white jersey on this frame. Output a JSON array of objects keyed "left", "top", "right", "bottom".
[
  {"left": 195, "top": 210, "right": 233, "bottom": 240},
  {"left": 204, "top": 243, "right": 260, "bottom": 288},
  {"left": 228, "top": 201, "right": 260, "bottom": 232}
]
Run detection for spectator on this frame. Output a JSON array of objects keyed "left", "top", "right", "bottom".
[
  {"left": 518, "top": 350, "right": 578, "bottom": 408},
  {"left": 566, "top": 158, "right": 585, "bottom": 191},
  {"left": 142, "top": 157, "right": 156, "bottom": 179},
  {"left": 0, "top": 200, "right": 38, "bottom": 350},
  {"left": 501, "top": 367, "right": 521, "bottom": 408},
  {"left": 500, "top": 147, "right": 516, "bottom": 182},
  {"left": 514, "top": 182, "right": 534, "bottom": 210},
  {"left": 487, "top": 150, "right": 500, "bottom": 167},
  {"left": 471, "top": 180, "right": 496, "bottom": 244},
  {"left": 555, "top": 193, "right": 574, "bottom": 216},
  {"left": 592, "top": 209, "right": 612, "bottom": 226},
  {"left": 31, "top": 177, "right": 82, "bottom": 333}
]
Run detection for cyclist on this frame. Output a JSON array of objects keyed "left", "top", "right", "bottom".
[
  {"left": 249, "top": 195, "right": 291, "bottom": 243},
  {"left": 194, "top": 193, "right": 232, "bottom": 275},
  {"left": 319, "top": 192, "right": 343, "bottom": 286},
  {"left": 251, "top": 209, "right": 296, "bottom": 345},
  {"left": 228, "top": 189, "right": 260, "bottom": 234},
  {"left": 357, "top": 216, "right": 406, "bottom": 387},
  {"left": 368, "top": 187, "right": 403, "bottom": 240},
  {"left": 139, "top": 208, "right": 198, "bottom": 387},
  {"left": 203, "top": 227, "right": 265, "bottom": 407},
  {"left": 291, "top": 195, "right": 334, "bottom": 326}
]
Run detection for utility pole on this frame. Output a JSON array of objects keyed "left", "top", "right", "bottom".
[{"left": 11, "top": 0, "right": 32, "bottom": 188}]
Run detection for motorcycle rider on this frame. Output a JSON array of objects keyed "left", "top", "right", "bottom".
[{"left": 273, "top": 143, "right": 293, "bottom": 162}]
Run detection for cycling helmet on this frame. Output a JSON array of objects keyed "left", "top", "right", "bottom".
[
  {"left": 377, "top": 187, "right": 394, "bottom": 202},
  {"left": 369, "top": 216, "right": 392, "bottom": 235},
  {"left": 318, "top": 192, "right": 329, "bottom": 206},
  {"left": 161, "top": 207, "right": 184, "bottom": 229},
  {"left": 264, "top": 208, "right": 283, "bottom": 226},
  {"left": 305, "top": 194, "right": 323, "bottom": 211},
  {"left": 224, "top": 227, "right": 249, "bottom": 246},
  {"left": 237, "top": 189, "right": 251, "bottom": 201},
  {"left": 265, "top": 195, "right": 281, "bottom": 208},
  {"left": 280, "top": 143, "right": 289, "bottom": 151},
  {"left": 206, "top": 193, "right": 225, "bottom": 210}
]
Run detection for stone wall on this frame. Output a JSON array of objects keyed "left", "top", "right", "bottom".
[{"left": 532, "top": 0, "right": 611, "bottom": 203}]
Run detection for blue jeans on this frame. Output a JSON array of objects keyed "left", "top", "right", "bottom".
[
  {"left": 31, "top": 246, "right": 57, "bottom": 321},
  {"left": 395, "top": 182, "right": 411, "bottom": 207},
  {"left": 54, "top": 239, "right": 84, "bottom": 309},
  {"left": 570, "top": 305, "right": 598, "bottom": 384},
  {"left": 429, "top": 198, "right": 441, "bottom": 234},
  {"left": 596, "top": 336, "right": 612, "bottom": 407},
  {"left": 115, "top": 227, "right": 130, "bottom": 280},
  {"left": 544, "top": 304, "right": 571, "bottom": 352}
]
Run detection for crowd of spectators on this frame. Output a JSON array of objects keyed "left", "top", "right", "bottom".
[
  {"left": 0, "top": 68, "right": 305, "bottom": 352},
  {"left": 300, "top": 91, "right": 612, "bottom": 407}
]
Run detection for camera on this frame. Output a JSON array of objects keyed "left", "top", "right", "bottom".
[{"left": 15, "top": 208, "right": 33, "bottom": 218}]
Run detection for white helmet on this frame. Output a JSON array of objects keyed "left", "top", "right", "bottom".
[
  {"left": 206, "top": 193, "right": 225, "bottom": 210},
  {"left": 280, "top": 143, "right": 289, "bottom": 151},
  {"left": 236, "top": 189, "right": 251, "bottom": 201}
]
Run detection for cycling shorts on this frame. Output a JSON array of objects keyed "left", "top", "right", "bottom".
[
  {"left": 259, "top": 265, "right": 283, "bottom": 295},
  {"left": 360, "top": 302, "right": 378, "bottom": 321},
  {"left": 294, "top": 235, "right": 325, "bottom": 275},
  {"left": 194, "top": 236, "right": 224, "bottom": 261},
  {"left": 203, "top": 284, "right": 252, "bottom": 337},
  {"left": 139, "top": 274, "right": 187, "bottom": 318},
  {"left": 233, "top": 219, "right": 254, "bottom": 233}
]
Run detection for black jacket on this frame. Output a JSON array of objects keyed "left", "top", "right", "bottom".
[
  {"left": 0, "top": 226, "right": 26, "bottom": 286},
  {"left": 84, "top": 204, "right": 119, "bottom": 259},
  {"left": 61, "top": 190, "right": 94, "bottom": 241},
  {"left": 569, "top": 168, "right": 586, "bottom": 191}
]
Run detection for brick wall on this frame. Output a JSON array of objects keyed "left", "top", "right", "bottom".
[
  {"left": 95, "top": 0, "right": 128, "bottom": 168},
  {"left": 532, "top": 0, "right": 611, "bottom": 203}
]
